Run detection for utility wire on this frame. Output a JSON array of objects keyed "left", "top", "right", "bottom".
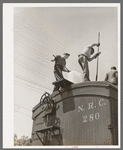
[
  {"left": 14, "top": 40, "right": 60, "bottom": 62},
  {"left": 15, "top": 51, "right": 45, "bottom": 65},
  {"left": 14, "top": 53, "right": 52, "bottom": 71},
  {"left": 14, "top": 16, "right": 66, "bottom": 49},
  {"left": 14, "top": 75, "right": 52, "bottom": 91},
  {"left": 14, "top": 110, "right": 32, "bottom": 118},
  {"left": 14, "top": 104, "right": 32, "bottom": 111},
  {"left": 14, "top": 79, "right": 51, "bottom": 93},
  {"left": 14, "top": 59, "right": 53, "bottom": 79},
  {"left": 15, "top": 82, "right": 43, "bottom": 94},
  {"left": 14, "top": 22, "right": 66, "bottom": 55}
]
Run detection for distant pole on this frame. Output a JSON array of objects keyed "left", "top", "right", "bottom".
[{"left": 96, "top": 32, "right": 100, "bottom": 81}]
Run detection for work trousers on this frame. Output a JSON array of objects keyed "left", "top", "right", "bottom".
[
  {"left": 54, "top": 65, "right": 64, "bottom": 81},
  {"left": 78, "top": 55, "right": 90, "bottom": 82},
  {"left": 53, "top": 65, "right": 64, "bottom": 92}
]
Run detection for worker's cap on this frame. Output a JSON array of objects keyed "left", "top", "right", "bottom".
[
  {"left": 111, "top": 66, "right": 116, "bottom": 70},
  {"left": 63, "top": 53, "right": 70, "bottom": 56}
]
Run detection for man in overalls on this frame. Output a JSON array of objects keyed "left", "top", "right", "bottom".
[
  {"left": 78, "top": 43, "right": 101, "bottom": 82},
  {"left": 105, "top": 66, "right": 118, "bottom": 86},
  {"left": 51, "top": 53, "right": 70, "bottom": 92}
]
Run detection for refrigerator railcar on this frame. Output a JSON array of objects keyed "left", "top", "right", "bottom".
[{"left": 31, "top": 81, "right": 118, "bottom": 145}]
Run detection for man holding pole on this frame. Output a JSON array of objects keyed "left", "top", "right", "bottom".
[{"left": 78, "top": 43, "right": 101, "bottom": 82}]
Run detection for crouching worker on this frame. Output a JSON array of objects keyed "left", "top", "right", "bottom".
[
  {"left": 105, "top": 66, "right": 118, "bottom": 86},
  {"left": 78, "top": 43, "right": 101, "bottom": 82},
  {"left": 51, "top": 53, "right": 71, "bottom": 92}
]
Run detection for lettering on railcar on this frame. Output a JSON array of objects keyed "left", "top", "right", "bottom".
[
  {"left": 78, "top": 105, "right": 85, "bottom": 112},
  {"left": 88, "top": 102, "right": 96, "bottom": 109},
  {"left": 78, "top": 98, "right": 106, "bottom": 123},
  {"left": 83, "top": 113, "right": 100, "bottom": 123},
  {"left": 99, "top": 99, "right": 106, "bottom": 106}
]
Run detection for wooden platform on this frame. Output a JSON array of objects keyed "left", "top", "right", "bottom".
[
  {"left": 52, "top": 79, "right": 73, "bottom": 88},
  {"left": 36, "top": 126, "right": 60, "bottom": 133}
]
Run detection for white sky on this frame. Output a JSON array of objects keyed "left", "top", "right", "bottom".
[{"left": 3, "top": 4, "right": 120, "bottom": 145}]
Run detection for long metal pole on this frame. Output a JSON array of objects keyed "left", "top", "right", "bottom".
[{"left": 96, "top": 32, "right": 100, "bottom": 81}]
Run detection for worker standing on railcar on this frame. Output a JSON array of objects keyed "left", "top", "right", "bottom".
[
  {"left": 104, "top": 66, "right": 118, "bottom": 86},
  {"left": 51, "top": 53, "right": 71, "bottom": 92},
  {"left": 78, "top": 43, "right": 101, "bottom": 82}
]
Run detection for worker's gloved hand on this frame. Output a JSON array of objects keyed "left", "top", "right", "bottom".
[
  {"left": 97, "top": 43, "right": 100, "bottom": 47},
  {"left": 95, "top": 52, "right": 101, "bottom": 58}
]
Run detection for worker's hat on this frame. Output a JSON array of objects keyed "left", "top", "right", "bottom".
[
  {"left": 111, "top": 66, "right": 116, "bottom": 70},
  {"left": 63, "top": 53, "right": 70, "bottom": 56}
]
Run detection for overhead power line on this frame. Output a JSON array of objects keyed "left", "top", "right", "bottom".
[
  {"left": 14, "top": 80, "right": 46, "bottom": 93},
  {"left": 14, "top": 104, "right": 32, "bottom": 111},
  {"left": 14, "top": 75, "right": 52, "bottom": 91},
  {"left": 14, "top": 80, "right": 51, "bottom": 94},
  {"left": 14, "top": 16, "right": 66, "bottom": 49},
  {"left": 14, "top": 110, "right": 32, "bottom": 118},
  {"left": 14, "top": 59, "right": 53, "bottom": 79}
]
